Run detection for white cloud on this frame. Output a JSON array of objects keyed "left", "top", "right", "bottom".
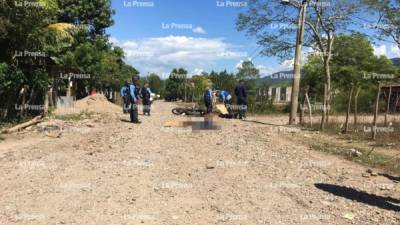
[
  {"left": 112, "top": 36, "right": 247, "bottom": 78},
  {"left": 389, "top": 45, "right": 400, "bottom": 58},
  {"left": 256, "top": 61, "right": 294, "bottom": 77},
  {"left": 374, "top": 44, "right": 400, "bottom": 58},
  {"left": 192, "top": 68, "right": 204, "bottom": 75},
  {"left": 374, "top": 45, "right": 387, "bottom": 56},
  {"left": 192, "top": 26, "right": 207, "bottom": 34}
]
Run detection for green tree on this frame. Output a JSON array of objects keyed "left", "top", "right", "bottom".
[
  {"left": 236, "top": 60, "right": 260, "bottom": 81},
  {"left": 237, "top": 0, "right": 363, "bottom": 129},
  {"left": 165, "top": 68, "right": 187, "bottom": 101},
  {"left": 208, "top": 70, "right": 237, "bottom": 92},
  {"left": 57, "top": 0, "right": 114, "bottom": 36},
  {"left": 190, "top": 75, "right": 213, "bottom": 104},
  {"left": 147, "top": 73, "right": 163, "bottom": 94}
]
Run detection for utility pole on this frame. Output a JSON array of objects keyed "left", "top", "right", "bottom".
[{"left": 282, "top": 0, "right": 308, "bottom": 125}]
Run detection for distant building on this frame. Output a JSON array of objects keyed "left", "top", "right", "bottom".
[
  {"left": 256, "top": 70, "right": 298, "bottom": 104},
  {"left": 257, "top": 86, "right": 292, "bottom": 104}
]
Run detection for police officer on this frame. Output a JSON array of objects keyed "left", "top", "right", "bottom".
[
  {"left": 204, "top": 87, "right": 213, "bottom": 114},
  {"left": 216, "top": 90, "right": 233, "bottom": 114},
  {"left": 234, "top": 80, "right": 247, "bottom": 120},
  {"left": 141, "top": 82, "right": 153, "bottom": 116},
  {"left": 129, "top": 76, "right": 141, "bottom": 124},
  {"left": 120, "top": 81, "right": 130, "bottom": 114}
]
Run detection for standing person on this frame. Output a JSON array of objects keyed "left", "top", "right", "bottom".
[
  {"left": 204, "top": 87, "right": 213, "bottom": 114},
  {"left": 120, "top": 81, "right": 130, "bottom": 114},
  {"left": 141, "top": 82, "right": 153, "bottom": 116},
  {"left": 235, "top": 80, "right": 247, "bottom": 120},
  {"left": 129, "top": 76, "right": 141, "bottom": 124},
  {"left": 216, "top": 90, "right": 233, "bottom": 114}
]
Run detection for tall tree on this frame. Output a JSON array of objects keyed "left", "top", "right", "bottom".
[
  {"left": 237, "top": 0, "right": 362, "bottom": 129},
  {"left": 236, "top": 60, "right": 260, "bottom": 81}
]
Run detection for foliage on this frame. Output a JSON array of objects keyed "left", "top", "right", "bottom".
[
  {"left": 236, "top": 60, "right": 260, "bottom": 81},
  {"left": 164, "top": 68, "right": 187, "bottom": 101},
  {"left": 363, "top": 0, "right": 400, "bottom": 48},
  {"left": 208, "top": 70, "right": 237, "bottom": 93},
  {"left": 0, "top": 0, "right": 138, "bottom": 121}
]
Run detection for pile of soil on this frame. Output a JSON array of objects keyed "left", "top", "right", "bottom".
[{"left": 55, "top": 94, "right": 121, "bottom": 115}]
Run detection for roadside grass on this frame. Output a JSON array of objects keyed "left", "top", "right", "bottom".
[
  {"left": 306, "top": 121, "right": 400, "bottom": 145},
  {"left": 53, "top": 110, "right": 95, "bottom": 121},
  {"left": 307, "top": 140, "right": 400, "bottom": 174},
  {"left": 293, "top": 121, "right": 400, "bottom": 174}
]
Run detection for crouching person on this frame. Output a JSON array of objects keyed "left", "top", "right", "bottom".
[{"left": 217, "top": 90, "right": 233, "bottom": 115}]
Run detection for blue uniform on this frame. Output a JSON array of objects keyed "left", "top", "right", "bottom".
[
  {"left": 120, "top": 86, "right": 128, "bottom": 97},
  {"left": 129, "top": 83, "right": 137, "bottom": 103},
  {"left": 129, "top": 82, "right": 139, "bottom": 122},
  {"left": 220, "top": 90, "right": 231, "bottom": 103},
  {"left": 204, "top": 89, "right": 213, "bottom": 114}
]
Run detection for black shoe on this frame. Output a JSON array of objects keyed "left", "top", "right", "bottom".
[{"left": 132, "top": 121, "right": 141, "bottom": 124}]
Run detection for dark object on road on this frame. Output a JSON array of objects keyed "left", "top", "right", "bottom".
[{"left": 172, "top": 107, "right": 206, "bottom": 116}]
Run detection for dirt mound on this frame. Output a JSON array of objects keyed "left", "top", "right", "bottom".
[{"left": 55, "top": 94, "right": 121, "bottom": 115}]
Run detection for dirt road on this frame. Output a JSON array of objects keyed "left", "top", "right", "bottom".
[{"left": 0, "top": 101, "right": 399, "bottom": 225}]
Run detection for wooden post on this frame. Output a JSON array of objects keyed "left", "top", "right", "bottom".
[
  {"left": 344, "top": 85, "right": 354, "bottom": 133},
  {"left": 44, "top": 90, "right": 49, "bottom": 116},
  {"left": 300, "top": 101, "right": 305, "bottom": 125},
  {"left": 384, "top": 85, "right": 392, "bottom": 126},
  {"left": 395, "top": 93, "right": 400, "bottom": 113},
  {"left": 353, "top": 86, "right": 360, "bottom": 130},
  {"left": 305, "top": 92, "right": 312, "bottom": 127},
  {"left": 372, "top": 83, "right": 381, "bottom": 140}
]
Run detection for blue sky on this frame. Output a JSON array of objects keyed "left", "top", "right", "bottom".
[{"left": 107, "top": 0, "right": 400, "bottom": 79}]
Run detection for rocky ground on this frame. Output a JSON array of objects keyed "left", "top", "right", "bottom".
[{"left": 0, "top": 100, "right": 399, "bottom": 225}]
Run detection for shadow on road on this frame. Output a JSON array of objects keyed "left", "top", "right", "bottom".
[
  {"left": 378, "top": 173, "right": 400, "bottom": 182},
  {"left": 315, "top": 183, "right": 400, "bottom": 212},
  {"left": 120, "top": 118, "right": 132, "bottom": 123}
]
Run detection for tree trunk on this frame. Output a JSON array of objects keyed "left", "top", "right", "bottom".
[
  {"left": 20, "top": 87, "right": 27, "bottom": 117},
  {"left": 320, "top": 60, "right": 331, "bottom": 130},
  {"left": 395, "top": 93, "right": 400, "bottom": 113},
  {"left": 300, "top": 99, "right": 305, "bottom": 125},
  {"left": 344, "top": 85, "right": 354, "bottom": 133},
  {"left": 305, "top": 92, "right": 312, "bottom": 128},
  {"left": 67, "top": 77, "right": 72, "bottom": 97},
  {"left": 325, "top": 61, "right": 332, "bottom": 123},
  {"left": 1, "top": 115, "right": 43, "bottom": 134},
  {"left": 353, "top": 86, "right": 360, "bottom": 129},
  {"left": 289, "top": 3, "right": 307, "bottom": 125},
  {"left": 372, "top": 83, "right": 381, "bottom": 140},
  {"left": 321, "top": 83, "right": 328, "bottom": 130},
  {"left": 44, "top": 90, "right": 49, "bottom": 116},
  {"left": 384, "top": 85, "right": 392, "bottom": 126},
  {"left": 49, "top": 87, "right": 54, "bottom": 107}
]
